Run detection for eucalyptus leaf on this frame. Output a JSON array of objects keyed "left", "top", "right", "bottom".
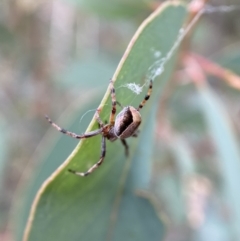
[
  {"left": 198, "top": 84, "right": 240, "bottom": 239},
  {"left": 63, "top": 0, "right": 152, "bottom": 19},
  {"left": 21, "top": 2, "right": 188, "bottom": 241}
]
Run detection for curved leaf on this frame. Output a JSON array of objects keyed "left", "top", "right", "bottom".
[
  {"left": 64, "top": 0, "right": 152, "bottom": 19},
  {"left": 198, "top": 84, "right": 240, "bottom": 238},
  {"left": 22, "top": 2, "right": 188, "bottom": 241}
]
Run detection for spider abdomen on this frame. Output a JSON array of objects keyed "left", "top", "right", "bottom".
[{"left": 114, "top": 106, "right": 141, "bottom": 139}]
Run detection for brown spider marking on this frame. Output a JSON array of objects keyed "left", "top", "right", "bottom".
[{"left": 46, "top": 80, "right": 153, "bottom": 177}]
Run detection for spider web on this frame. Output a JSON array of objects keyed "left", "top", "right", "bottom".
[
  {"left": 124, "top": 3, "right": 240, "bottom": 95},
  {"left": 79, "top": 3, "right": 240, "bottom": 125}
]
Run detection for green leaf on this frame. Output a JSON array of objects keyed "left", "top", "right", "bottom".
[
  {"left": 0, "top": 116, "right": 8, "bottom": 228},
  {"left": 63, "top": 0, "right": 152, "bottom": 19},
  {"left": 54, "top": 56, "right": 118, "bottom": 90},
  {"left": 198, "top": 84, "right": 240, "bottom": 238},
  {"left": 15, "top": 95, "right": 102, "bottom": 241},
  {"left": 22, "top": 2, "right": 188, "bottom": 241}
]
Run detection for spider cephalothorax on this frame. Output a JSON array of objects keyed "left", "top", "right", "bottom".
[{"left": 46, "top": 80, "right": 152, "bottom": 176}]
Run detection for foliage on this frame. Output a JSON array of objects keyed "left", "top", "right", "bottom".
[{"left": 0, "top": 0, "right": 240, "bottom": 241}]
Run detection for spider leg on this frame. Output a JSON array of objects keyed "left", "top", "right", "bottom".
[
  {"left": 137, "top": 80, "right": 153, "bottom": 111},
  {"left": 116, "top": 101, "right": 123, "bottom": 109},
  {"left": 45, "top": 115, "right": 102, "bottom": 139},
  {"left": 109, "top": 80, "right": 117, "bottom": 126},
  {"left": 95, "top": 108, "right": 104, "bottom": 127},
  {"left": 132, "top": 129, "right": 140, "bottom": 138},
  {"left": 69, "top": 136, "right": 106, "bottom": 177},
  {"left": 121, "top": 139, "right": 129, "bottom": 157}
]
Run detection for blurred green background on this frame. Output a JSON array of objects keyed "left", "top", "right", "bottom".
[{"left": 0, "top": 0, "right": 240, "bottom": 241}]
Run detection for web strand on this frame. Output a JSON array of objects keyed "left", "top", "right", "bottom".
[{"left": 126, "top": 3, "right": 240, "bottom": 95}]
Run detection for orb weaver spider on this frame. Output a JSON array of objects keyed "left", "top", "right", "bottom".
[{"left": 45, "top": 80, "right": 152, "bottom": 177}]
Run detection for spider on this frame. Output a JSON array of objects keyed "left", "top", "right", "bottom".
[{"left": 45, "top": 79, "right": 153, "bottom": 177}]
